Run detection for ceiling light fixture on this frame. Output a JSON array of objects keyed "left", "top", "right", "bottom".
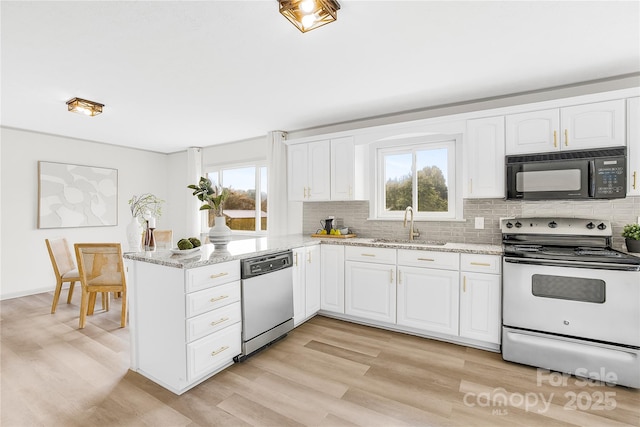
[
  {"left": 66, "top": 97, "right": 104, "bottom": 117},
  {"left": 278, "top": 0, "right": 340, "bottom": 33}
]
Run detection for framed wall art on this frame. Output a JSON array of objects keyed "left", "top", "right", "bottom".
[{"left": 38, "top": 161, "right": 118, "bottom": 228}]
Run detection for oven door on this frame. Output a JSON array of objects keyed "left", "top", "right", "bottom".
[
  {"left": 503, "top": 258, "right": 640, "bottom": 347},
  {"left": 506, "top": 158, "right": 590, "bottom": 200}
]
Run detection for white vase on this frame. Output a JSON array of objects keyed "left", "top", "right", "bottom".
[
  {"left": 209, "top": 216, "right": 231, "bottom": 248},
  {"left": 126, "top": 218, "right": 143, "bottom": 252}
]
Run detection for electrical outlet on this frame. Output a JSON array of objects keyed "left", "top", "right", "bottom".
[{"left": 475, "top": 217, "right": 485, "bottom": 229}]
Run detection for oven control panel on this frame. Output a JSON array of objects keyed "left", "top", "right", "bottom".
[{"left": 501, "top": 217, "right": 612, "bottom": 236}]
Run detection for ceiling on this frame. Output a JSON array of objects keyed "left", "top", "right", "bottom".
[{"left": 2, "top": 1, "right": 639, "bottom": 154}]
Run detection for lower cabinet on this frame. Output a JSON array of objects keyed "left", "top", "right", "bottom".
[
  {"left": 127, "top": 259, "right": 242, "bottom": 395},
  {"left": 397, "top": 265, "right": 459, "bottom": 335},
  {"left": 320, "top": 244, "right": 345, "bottom": 313},
  {"left": 293, "top": 245, "right": 321, "bottom": 325},
  {"left": 345, "top": 260, "right": 396, "bottom": 323},
  {"left": 459, "top": 254, "right": 502, "bottom": 344}
]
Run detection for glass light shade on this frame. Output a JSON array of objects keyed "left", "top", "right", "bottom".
[
  {"left": 279, "top": 0, "right": 340, "bottom": 33},
  {"left": 66, "top": 97, "right": 104, "bottom": 116}
]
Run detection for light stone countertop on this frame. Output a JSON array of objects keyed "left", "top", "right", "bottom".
[{"left": 123, "top": 234, "right": 503, "bottom": 269}]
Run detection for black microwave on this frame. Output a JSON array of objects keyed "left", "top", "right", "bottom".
[{"left": 506, "top": 147, "right": 627, "bottom": 200}]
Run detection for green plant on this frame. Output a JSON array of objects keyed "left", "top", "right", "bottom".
[
  {"left": 128, "top": 193, "right": 164, "bottom": 222},
  {"left": 622, "top": 223, "right": 640, "bottom": 241},
  {"left": 188, "top": 177, "right": 230, "bottom": 216}
]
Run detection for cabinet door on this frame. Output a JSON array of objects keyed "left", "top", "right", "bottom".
[
  {"left": 345, "top": 261, "right": 396, "bottom": 323},
  {"left": 292, "top": 247, "right": 306, "bottom": 326},
  {"left": 288, "top": 144, "right": 308, "bottom": 201},
  {"left": 459, "top": 272, "right": 501, "bottom": 344},
  {"left": 627, "top": 97, "right": 639, "bottom": 196},
  {"left": 320, "top": 245, "right": 345, "bottom": 313},
  {"left": 331, "top": 136, "right": 355, "bottom": 200},
  {"left": 506, "top": 109, "right": 560, "bottom": 154},
  {"left": 397, "top": 266, "right": 459, "bottom": 335},
  {"left": 561, "top": 100, "right": 625, "bottom": 150},
  {"left": 307, "top": 141, "right": 331, "bottom": 201},
  {"left": 305, "top": 245, "right": 321, "bottom": 317},
  {"left": 466, "top": 116, "right": 505, "bottom": 198}
]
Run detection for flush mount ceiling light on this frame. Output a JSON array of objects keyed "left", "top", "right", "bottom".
[
  {"left": 278, "top": 0, "right": 340, "bottom": 33},
  {"left": 66, "top": 97, "right": 104, "bottom": 117}
]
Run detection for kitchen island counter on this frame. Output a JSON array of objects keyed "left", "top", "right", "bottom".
[{"left": 123, "top": 234, "right": 319, "bottom": 268}]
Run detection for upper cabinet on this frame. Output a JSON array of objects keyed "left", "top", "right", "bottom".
[
  {"left": 628, "top": 97, "right": 639, "bottom": 196},
  {"left": 288, "top": 136, "right": 365, "bottom": 202},
  {"left": 506, "top": 99, "right": 626, "bottom": 155},
  {"left": 465, "top": 116, "right": 505, "bottom": 198},
  {"left": 288, "top": 140, "right": 331, "bottom": 201}
]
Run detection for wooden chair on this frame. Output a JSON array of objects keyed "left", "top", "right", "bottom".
[
  {"left": 74, "top": 243, "right": 127, "bottom": 329},
  {"left": 45, "top": 238, "right": 81, "bottom": 314},
  {"left": 141, "top": 229, "right": 173, "bottom": 249}
]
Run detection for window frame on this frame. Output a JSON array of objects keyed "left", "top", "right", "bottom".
[
  {"left": 370, "top": 133, "right": 463, "bottom": 221},
  {"left": 204, "top": 161, "right": 268, "bottom": 236}
]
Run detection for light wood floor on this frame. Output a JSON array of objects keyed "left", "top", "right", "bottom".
[{"left": 2, "top": 291, "right": 639, "bottom": 427}]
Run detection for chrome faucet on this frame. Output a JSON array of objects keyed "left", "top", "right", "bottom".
[{"left": 403, "top": 206, "right": 420, "bottom": 241}]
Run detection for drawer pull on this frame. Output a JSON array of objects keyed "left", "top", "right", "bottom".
[
  {"left": 210, "top": 272, "right": 229, "bottom": 279},
  {"left": 361, "top": 253, "right": 376, "bottom": 257},
  {"left": 470, "top": 262, "right": 491, "bottom": 267},
  {"left": 210, "top": 345, "right": 230, "bottom": 357},
  {"left": 417, "top": 258, "right": 435, "bottom": 262},
  {"left": 389, "top": 269, "right": 393, "bottom": 283},
  {"left": 463, "top": 276, "right": 467, "bottom": 292},
  {"left": 210, "top": 317, "right": 230, "bottom": 327},
  {"left": 210, "top": 295, "right": 229, "bottom": 303}
]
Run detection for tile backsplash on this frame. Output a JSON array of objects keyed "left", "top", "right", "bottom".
[{"left": 303, "top": 196, "right": 640, "bottom": 250}]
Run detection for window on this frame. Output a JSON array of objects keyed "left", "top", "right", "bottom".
[
  {"left": 206, "top": 163, "right": 268, "bottom": 234},
  {"left": 374, "top": 136, "right": 460, "bottom": 220}
]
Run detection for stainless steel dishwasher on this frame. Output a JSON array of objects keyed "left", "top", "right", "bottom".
[{"left": 235, "top": 250, "right": 294, "bottom": 361}]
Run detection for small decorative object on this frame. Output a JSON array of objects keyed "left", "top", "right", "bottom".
[
  {"left": 143, "top": 214, "right": 156, "bottom": 251},
  {"left": 622, "top": 223, "right": 640, "bottom": 253},
  {"left": 188, "top": 177, "right": 231, "bottom": 248},
  {"left": 128, "top": 193, "right": 164, "bottom": 252}
]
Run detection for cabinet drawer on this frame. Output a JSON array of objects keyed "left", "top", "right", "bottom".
[
  {"left": 186, "top": 260, "right": 240, "bottom": 293},
  {"left": 460, "top": 254, "right": 501, "bottom": 274},
  {"left": 187, "top": 301, "right": 241, "bottom": 343},
  {"left": 397, "top": 249, "right": 459, "bottom": 270},
  {"left": 345, "top": 246, "right": 396, "bottom": 264},
  {"left": 187, "top": 322, "right": 241, "bottom": 381},
  {"left": 186, "top": 281, "right": 240, "bottom": 318}
]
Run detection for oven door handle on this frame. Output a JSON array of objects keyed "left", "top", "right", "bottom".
[{"left": 504, "top": 257, "right": 640, "bottom": 271}]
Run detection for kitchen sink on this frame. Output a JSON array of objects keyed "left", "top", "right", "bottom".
[{"left": 373, "top": 238, "right": 447, "bottom": 246}]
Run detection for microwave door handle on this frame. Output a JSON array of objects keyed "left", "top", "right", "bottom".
[{"left": 588, "top": 160, "right": 595, "bottom": 197}]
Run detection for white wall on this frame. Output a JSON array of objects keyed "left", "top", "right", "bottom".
[{"left": 0, "top": 128, "right": 171, "bottom": 299}]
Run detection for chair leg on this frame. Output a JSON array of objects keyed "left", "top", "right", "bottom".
[
  {"left": 120, "top": 290, "right": 127, "bottom": 328},
  {"left": 67, "top": 282, "right": 76, "bottom": 304},
  {"left": 51, "top": 279, "right": 63, "bottom": 314},
  {"left": 87, "top": 293, "right": 97, "bottom": 315},
  {"left": 102, "top": 292, "right": 110, "bottom": 311},
  {"left": 79, "top": 290, "right": 90, "bottom": 329}
]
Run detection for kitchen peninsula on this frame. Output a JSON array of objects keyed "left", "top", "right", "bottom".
[{"left": 124, "top": 236, "right": 502, "bottom": 394}]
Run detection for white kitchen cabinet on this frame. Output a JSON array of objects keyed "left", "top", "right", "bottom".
[
  {"left": 331, "top": 136, "right": 356, "bottom": 200},
  {"left": 627, "top": 97, "right": 639, "bottom": 196},
  {"left": 320, "top": 244, "right": 345, "bottom": 313},
  {"left": 465, "top": 116, "right": 505, "bottom": 198},
  {"left": 287, "top": 140, "right": 330, "bottom": 201},
  {"left": 345, "top": 261, "right": 396, "bottom": 323},
  {"left": 397, "top": 250, "right": 460, "bottom": 335},
  {"left": 127, "top": 259, "right": 241, "bottom": 394},
  {"left": 459, "top": 254, "right": 501, "bottom": 344},
  {"left": 292, "top": 245, "right": 321, "bottom": 326},
  {"left": 506, "top": 100, "right": 626, "bottom": 154}
]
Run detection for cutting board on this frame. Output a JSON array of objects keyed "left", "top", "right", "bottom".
[{"left": 311, "top": 234, "right": 357, "bottom": 239}]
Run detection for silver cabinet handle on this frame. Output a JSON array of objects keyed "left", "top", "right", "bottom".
[{"left": 417, "top": 258, "right": 435, "bottom": 262}]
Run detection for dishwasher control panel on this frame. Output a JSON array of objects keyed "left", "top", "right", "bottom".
[{"left": 241, "top": 251, "right": 293, "bottom": 279}]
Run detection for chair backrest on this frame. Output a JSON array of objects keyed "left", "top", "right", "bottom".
[
  {"left": 45, "top": 238, "right": 76, "bottom": 278},
  {"left": 74, "top": 243, "right": 126, "bottom": 290},
  {"left": 141, "top": 229, "right": 173, "bottom": 249}
]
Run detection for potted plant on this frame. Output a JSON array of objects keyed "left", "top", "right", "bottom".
[
  {"left": 188, "top": 177, "right": 231, "bottom": 247},
  {"left": 127, "top": 193, "right": 164, "bottom": 252},
  {"left": 622, "top": 223, "right": 640, "bottom": 253}
]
